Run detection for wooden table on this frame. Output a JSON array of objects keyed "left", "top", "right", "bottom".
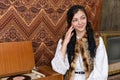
[{"left": 36, "top": 66, "right": 64, "bottom": 80}]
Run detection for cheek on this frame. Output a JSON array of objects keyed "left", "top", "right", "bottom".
[
  {"left": 84, "top": 20, "right": 87, "bottom": 24},
  {"left": 71, "top": 22, "right": 77, "bottom": 27},
  {"left": 85, "top": 20, "right": 87, "bottom": 24}
]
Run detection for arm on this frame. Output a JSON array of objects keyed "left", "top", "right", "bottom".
[
  {"left": 51, "top": 26, "right": 74, "bottom": 75},
  {"left": 87, "top": 37, "right": 108, "bottom": 80},
  {"left": 51, "top": 39, "right": 70, "bottom": 75}
]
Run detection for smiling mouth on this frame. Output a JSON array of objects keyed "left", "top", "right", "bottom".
[{"left": 78, "top": 26, "right": 83, "bottom": 28}]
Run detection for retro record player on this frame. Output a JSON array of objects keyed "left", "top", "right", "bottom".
[{"left": 0, "top": 41, "right": 45, "bottom": 80}]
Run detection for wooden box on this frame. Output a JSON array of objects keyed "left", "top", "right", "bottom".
[{"left": 0, "top": 41, "right": 63, "bottom": 80}]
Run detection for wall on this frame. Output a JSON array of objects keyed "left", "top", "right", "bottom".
[
  {"left": 101, "top": 0, "right": 120, "bottom": 31},
  {"left": 0, "top": 0, "right": 102, "bottom": 67}
]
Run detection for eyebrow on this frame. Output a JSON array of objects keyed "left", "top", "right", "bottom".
[{"left": 73, "top": 15, "right": 86, "bottom": 19}]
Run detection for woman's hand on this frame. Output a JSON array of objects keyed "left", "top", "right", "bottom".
[
  {"left": 64, "top": 26, "right": 74, "bottom": 45},
  {"left": 60, "top": 26, "right": 74, "bottom": 58}
]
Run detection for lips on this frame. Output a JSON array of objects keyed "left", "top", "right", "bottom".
[{"left": 77, "top": 25, "right": 84, "bottom": 28}]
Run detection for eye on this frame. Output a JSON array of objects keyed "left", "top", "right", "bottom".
[
  {"left": 72, "top": 19, "right": 78, "bottom": 22},
  {"left": 81, "top": 16, "right": 86, "bottom": 19}
]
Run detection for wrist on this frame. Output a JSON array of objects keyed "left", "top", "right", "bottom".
[{"left": 63, "top": 39, "right": 69, "bottom": 46}]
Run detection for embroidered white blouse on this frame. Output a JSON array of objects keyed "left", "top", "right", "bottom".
[{"left": 51, "top": 37, "right": 108, "bottom": 80}]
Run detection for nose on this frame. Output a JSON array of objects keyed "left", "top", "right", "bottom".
[{"left": 78, "top": 20, "right": 82, "bottom": 25}]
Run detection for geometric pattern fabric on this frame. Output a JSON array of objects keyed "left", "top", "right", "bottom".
[{"left": 0, "top": 0, "right": 102, "bottom": 67}]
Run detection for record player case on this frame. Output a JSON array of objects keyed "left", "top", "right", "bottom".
[{"left": 0, "top": 41, "right": 63, "bottom": 80}]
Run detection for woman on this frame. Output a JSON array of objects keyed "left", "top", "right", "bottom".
[{"left": 51, "top": 5, "right": 108, "bottom": 80}]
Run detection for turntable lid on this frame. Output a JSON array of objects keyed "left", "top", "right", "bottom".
[{"left": 0, "top": 41, "right": 35, "bottom": 77}]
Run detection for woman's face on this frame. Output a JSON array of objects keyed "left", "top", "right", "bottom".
[{"left": 71, "top": 10, "right": 87, "bottom": 32}]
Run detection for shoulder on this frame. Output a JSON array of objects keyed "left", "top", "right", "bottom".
[
  {"left": 94, "top": 32, "right": 100, "bottom": 46},
  {"left": 94, "top": 32, "right": 100, "bottom": 38},
  {"left": 99, "top": 36, "right": 105, "bottom": 46},
  {"left": 56, "top": 38, "right": 63, "bottom": 47},
  {"left": 58, "top": 38, "right": 63, "bottom": 43},
  {"left": 95, "top": 34, "right": 105, "bottom": 48}
]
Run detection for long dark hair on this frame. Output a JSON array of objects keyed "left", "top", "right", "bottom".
[{"left": 66, "top": 5, "right": 96, "bottom": 64}]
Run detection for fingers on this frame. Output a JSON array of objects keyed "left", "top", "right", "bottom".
[
  {"left": 70, "top": 25, "right": 74, "bottom": 30},
  {"left": 64, "top": 25, "right": 75, "bottom": 44},
  {"left": 66, "top": 25, "right": 74, "bottom": 38},
  {"left": 68, "top": 25, "right": 74, "bottom": 33},
  {"left": 71, "top": 32, "right": 74, "bottom": 37}
]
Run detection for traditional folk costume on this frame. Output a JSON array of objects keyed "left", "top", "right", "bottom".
[{"left": 51, "top": 33, "right": 108, "bottom": 80}]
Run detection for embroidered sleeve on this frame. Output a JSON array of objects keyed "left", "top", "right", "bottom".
[
  {"left": 51, "top": 39, "right": 69, "bottom": 75},
  {"left": 87, "top": 37, "right": 108, "bottom": 80}
]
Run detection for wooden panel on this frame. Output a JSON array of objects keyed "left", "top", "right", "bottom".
[
  {"left": 0, "top": 41, "right": 34, "bottom": 77},
  {"left": 101, "top": 0, "right": 120, "bottom": 31},
  {"left": 0, "top": 0, "right": 102, "bottom": 67}
]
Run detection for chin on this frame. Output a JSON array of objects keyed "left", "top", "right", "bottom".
[{"left": 78, "top": 28, "right": 86, "bottom": 32}]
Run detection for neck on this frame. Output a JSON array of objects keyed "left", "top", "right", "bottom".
[{"left": 76, "top": 30, "right": 86, "bottom": 39}]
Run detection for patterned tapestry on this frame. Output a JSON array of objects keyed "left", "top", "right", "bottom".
[{"left": 0, "top": 0, "right": 102, "bottom": 67}]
